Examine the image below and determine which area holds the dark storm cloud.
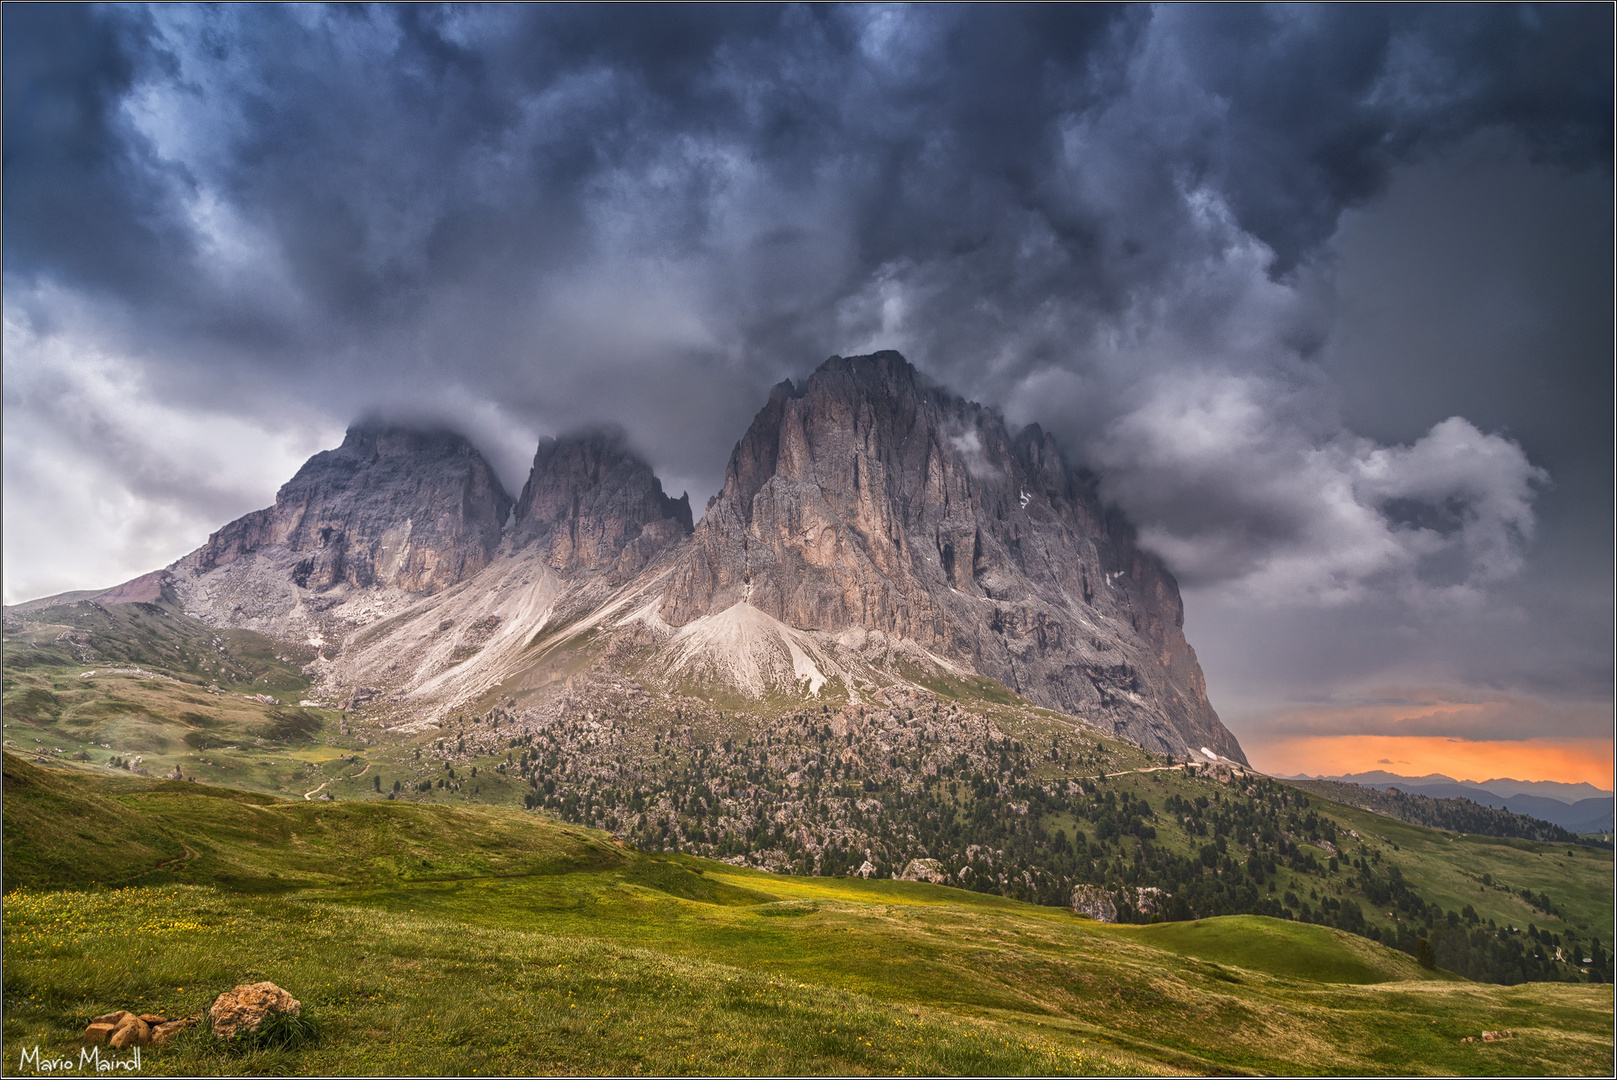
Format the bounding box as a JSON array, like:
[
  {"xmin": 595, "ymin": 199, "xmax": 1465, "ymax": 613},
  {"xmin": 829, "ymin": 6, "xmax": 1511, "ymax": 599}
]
[
  {"xmin": 4, "ymin": 3, "xmax": 1612, "ymax": 752},
  {"xmin": 1, "ymin": 4, "xmax": 191, "ymax": 298},
  {"xmin": 8, "ymin": 5, "xmax": 1606, "ymax": 402},
  {"xmin": 1141, "ymin": 4, "xmax": 1613, "ymax": 271}
]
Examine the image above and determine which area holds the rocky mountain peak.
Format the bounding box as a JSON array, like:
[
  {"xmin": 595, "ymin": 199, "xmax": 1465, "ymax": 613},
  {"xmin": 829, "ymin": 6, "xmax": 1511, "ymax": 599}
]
[
  {"xmin": 160, "ymin": 356, "xmax": 1242, "ymax": 763},
  {"xmin": 513, "ymin": 427, "xmax": 693, "ymax": 579},
  {"xmin": 660, "ymin": 351, "xmax": 1245, "ymax": 761},
  {"xmin": 189, "ymin": 420, "xmax": 512, "ymax": 594}
]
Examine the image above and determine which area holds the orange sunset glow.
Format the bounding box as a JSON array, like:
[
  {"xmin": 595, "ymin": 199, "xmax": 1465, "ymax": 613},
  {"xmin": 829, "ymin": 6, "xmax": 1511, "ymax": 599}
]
[{"xmin": 1249, "ymin": 734, "xmax": 1615, "ymax": 788}]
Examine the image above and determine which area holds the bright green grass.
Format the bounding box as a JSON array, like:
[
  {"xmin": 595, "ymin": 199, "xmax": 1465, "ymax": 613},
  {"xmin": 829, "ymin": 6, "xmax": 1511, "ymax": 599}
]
[
  {"xmin": 1, "ymin": 752, "xmax": 619, "ymax": 892},
  {"xmin": 3, "ymin": 755, "xmax": 1612, "ymax": 1076},
  {"xmin": 282, "ymin": 747, "xmax": 350, "ymax": 763},
  {"xmin": 1122, "ymin": 915, "xmax": 1464, "ymax": 985},
  {"xmin": 2, "ymin": 886, "xmax": 1136, "ymax": 1077}
]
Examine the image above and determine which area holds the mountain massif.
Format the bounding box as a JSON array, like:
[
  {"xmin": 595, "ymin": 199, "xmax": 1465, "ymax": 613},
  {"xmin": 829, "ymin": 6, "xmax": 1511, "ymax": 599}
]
[
  {"xmin": 150, "ymin": 351, "xmax": 1243, "ymax": 763},
  {"xmin": 7, "ymin": 358, "xmax": 1611, "ymax": 992}
]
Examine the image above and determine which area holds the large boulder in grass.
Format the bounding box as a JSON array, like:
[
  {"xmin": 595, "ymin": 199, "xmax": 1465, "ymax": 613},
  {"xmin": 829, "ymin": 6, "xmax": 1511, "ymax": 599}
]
[
  {"xmin": 83, "ymin": 1022, "xmax": 119, "ymax": 1045},
  {"xmin": 209, "ymin": 982, "xmax": 301, "ymax": 1040}
]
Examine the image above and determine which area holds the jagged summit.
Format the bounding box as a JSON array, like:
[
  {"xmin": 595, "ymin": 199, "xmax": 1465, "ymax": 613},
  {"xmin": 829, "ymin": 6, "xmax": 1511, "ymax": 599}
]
[
  {"xmin": 660, "ymin": 351, "xmax": 1243, "ymax": 761},
  {"xmin": 513, "ymin": 427, "xmax": 693, "ymax": 580},
  {"xmin": 187, "ymin": 421, "xmax": 513, "ymax": 595},
  {"xmin": 141, "ymin": 353, "xmax": 1242, "ymax": 763}
]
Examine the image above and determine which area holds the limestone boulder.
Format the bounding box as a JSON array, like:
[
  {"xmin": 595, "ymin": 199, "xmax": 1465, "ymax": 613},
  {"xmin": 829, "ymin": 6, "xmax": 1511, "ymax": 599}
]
[
  {"xmin": 151, "ymin": 1018, "xmax": 196, "ymax": 1046},
  {"xmin": 82, "ymin": 1017, "xmax": 122, "ymax": 1045},
  {"xmin": 209, "ymin": 981, "xmax": 301, "ymax": 1040},
  {"xmin": 1134, "ymin": 886, "xmax": 1171, "ymax": 916}
]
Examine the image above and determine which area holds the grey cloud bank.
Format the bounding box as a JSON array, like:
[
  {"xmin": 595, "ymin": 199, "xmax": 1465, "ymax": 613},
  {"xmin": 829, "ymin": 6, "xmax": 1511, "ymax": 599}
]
[{"xmin": 3, "ymin": 4, "xmax": 1610, "ymax": 763}]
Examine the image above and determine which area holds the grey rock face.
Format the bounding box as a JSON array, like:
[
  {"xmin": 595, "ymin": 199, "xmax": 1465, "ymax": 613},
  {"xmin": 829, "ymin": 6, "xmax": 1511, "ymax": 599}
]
[
  {"xmin": 1070, "ymin": 884, "xmax": 1119, "ymax": 923},
  {"xmin": 660, "ymin": 351, "xmax": 1246, "ymax": 762},
  {"xmin": 191, "ymin": 422, "xmax": 512, "ymax": 595},
  {"xmin": 513, "ymin": 428, "xmax": 693, "ymax": 580}
]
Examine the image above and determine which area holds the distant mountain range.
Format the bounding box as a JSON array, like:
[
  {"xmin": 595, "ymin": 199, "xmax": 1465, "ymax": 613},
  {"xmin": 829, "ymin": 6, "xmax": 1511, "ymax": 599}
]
[{"xmin": 1292, "ymin": 771, "xmax": 1614, "ymax": 834}]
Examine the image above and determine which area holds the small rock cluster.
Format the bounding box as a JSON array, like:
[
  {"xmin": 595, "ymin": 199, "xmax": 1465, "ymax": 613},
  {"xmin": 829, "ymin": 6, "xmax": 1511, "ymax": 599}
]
[
  {"xmin": 82, "ymin": 982, "xmax": 301, "ymax": 1050},
  {"xmin": 83, "ymin": 1012, "xmax": 194, "ymax": 1048},
  {"xmin": 1460, "ymin": 1030, "xmax": 1516, "ymax": 1043}
]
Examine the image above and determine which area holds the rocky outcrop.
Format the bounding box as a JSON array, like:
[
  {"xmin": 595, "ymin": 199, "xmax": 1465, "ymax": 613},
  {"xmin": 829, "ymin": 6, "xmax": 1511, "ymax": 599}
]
[
  {"xmin": 513, "ymin": 428, "xmax": 692, "ymax": 580},
  {"xmin": 1070, "ymin": 884, "xmax": 1172, "ymax": 922},
  {"xmin": 189, "ymin": 422, "xmax": 512, "ymax": 595},
  {"xmin": 1134, "ymin": 885, "xmax": 1171, "ymax": 917},
  {"xmin": 1070, "ymin": 884, "xmax": 1119, "ymax": 922},
  {"xmin": 83, "ymin": 1011, "xmax": 194, "ymax": 1048},
  {"xmin": 659, "ymin": 352, "xmax": 1245, "ymax": 762},
  {"xmin": 898, "ymin": 857, "xmax": 951, "ymax": 885}
]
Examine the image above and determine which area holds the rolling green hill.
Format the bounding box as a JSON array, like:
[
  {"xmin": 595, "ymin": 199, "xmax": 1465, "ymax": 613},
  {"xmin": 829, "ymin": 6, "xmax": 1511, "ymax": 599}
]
[
  {"xmin": 5, "ymin": 593, "xmax": 1612, "ymax": 991},
  {"xmin": 3, "ymin": 754, "xmax": 1612, "ymax": 1076},
  {"xmin": 5, "ymin": 588, "xmax": 1612, "ymax": 1049},
  {"xmin": 2, "ymin": 596, "xmax": 344, "ymax": 799}
]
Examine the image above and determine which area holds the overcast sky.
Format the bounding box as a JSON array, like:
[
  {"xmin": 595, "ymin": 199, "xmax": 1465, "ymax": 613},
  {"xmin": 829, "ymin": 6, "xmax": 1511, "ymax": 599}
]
[{"xmin": 4, "ymin": 4, "xmax": 1611, "ymax": 784}]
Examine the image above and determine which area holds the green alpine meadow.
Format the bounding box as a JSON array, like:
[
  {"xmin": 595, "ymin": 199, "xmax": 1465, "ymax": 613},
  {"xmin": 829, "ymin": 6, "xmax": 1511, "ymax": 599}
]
[
  {"xmin": 3, "ymin": 751, "xmax": 1613, "ymax": 1077},
  {"xmin": 4, "ymin": 596, "xmax": 1612, "ymax": 1076}
]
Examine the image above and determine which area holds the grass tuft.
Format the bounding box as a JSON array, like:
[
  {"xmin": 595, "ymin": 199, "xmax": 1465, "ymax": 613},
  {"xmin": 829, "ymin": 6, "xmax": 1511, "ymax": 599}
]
[{"xmin": 208, "ymin": 1007, "xmax": 324, "ymax": 1053}]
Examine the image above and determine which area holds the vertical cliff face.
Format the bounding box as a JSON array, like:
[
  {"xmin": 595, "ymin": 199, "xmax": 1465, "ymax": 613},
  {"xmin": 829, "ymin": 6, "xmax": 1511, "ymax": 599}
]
[
  {"xmin": 512, "ymin": 429, "xmax": 693, "ymax": 580},
  {"xmin": 660, "ymin": 351, "xmax": 1245, "ymax": 762},
  {"xmin": 193, "ymin": 422, "xmax": 513, "ymax": 595}
]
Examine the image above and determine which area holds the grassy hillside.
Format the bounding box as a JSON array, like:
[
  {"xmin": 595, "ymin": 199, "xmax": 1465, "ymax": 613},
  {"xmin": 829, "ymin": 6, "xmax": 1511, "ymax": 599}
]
[
  {"xmin": 2, "ymin": 595, "xmax": 312, "ymax": 692},
  {"xmin": 5, "ymin": 596, "xmax": 1611, "ymax": 991},
  {"xmin": 0, "ymin": 752, "xmax": 613, "ymax": 893},
  {"xmin": 3, "ymin": 754, "xmax": 1611, "ymax": 1076},
  {"xmin": 2, "ymin": 598, "xmax": 366, "ymax": 799}
]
